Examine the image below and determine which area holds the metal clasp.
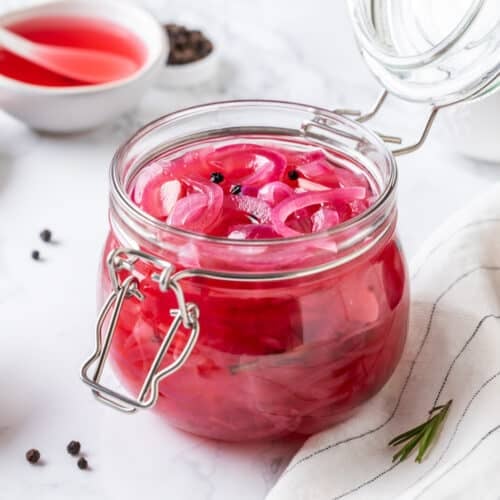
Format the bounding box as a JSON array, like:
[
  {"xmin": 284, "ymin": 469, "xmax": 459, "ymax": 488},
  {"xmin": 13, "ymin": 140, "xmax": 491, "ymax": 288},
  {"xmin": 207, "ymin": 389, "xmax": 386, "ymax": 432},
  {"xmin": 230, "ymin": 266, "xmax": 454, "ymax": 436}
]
[
  {"xmin": 302, "ymin": 90, "xmax": 437, "ymax": 157},
  {"xmin": 304, "ymin": 68, "xmax": 499, "ymax": 159},
  {"xmin": 80, "ymin": 248, "xmax": 200, "ymax": 413}
]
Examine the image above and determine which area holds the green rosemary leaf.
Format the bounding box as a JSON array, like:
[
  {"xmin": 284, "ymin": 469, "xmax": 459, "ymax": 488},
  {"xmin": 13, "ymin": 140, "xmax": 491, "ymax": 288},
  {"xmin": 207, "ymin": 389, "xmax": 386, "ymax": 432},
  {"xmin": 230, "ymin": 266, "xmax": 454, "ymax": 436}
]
[
  {"xmin": 389, "ymin": 433, "xmax": 421, "ymax": 448},
  {"xmin": 415, "ymin": 419, "xmax": 436, "ymax": 463},
  {"xmin": 416, "ymin": 400, "xmax": 452, "ymax": 462},
  {"xmin": 388, "ymin": 421, "xmax": 429, "ymax": 446},
  {"xmin": 389, "ymin": 400, "xmax": 453, "ymax": 464},
  {"xmin": 440, "ymin": 400, "xmax": 453, "ymax": 419},
  {"xmin": 392, "ymin": 432, "xmax": 423, "ymax": 463},
  {"xmin": 430, "ymin": 404, "xmax": 445, "ymax": 413}
]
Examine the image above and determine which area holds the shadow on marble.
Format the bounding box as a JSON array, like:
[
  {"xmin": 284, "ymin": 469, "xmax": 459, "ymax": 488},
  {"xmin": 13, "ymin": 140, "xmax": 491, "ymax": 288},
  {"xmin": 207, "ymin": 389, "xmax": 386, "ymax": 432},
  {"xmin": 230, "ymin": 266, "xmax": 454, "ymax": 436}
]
[
  {"xmin": 32, "ymin": 108, "xmax": 148, "ymax": 147},
  {"xmin": 98, "ymin": 408, "xmax": 306, "ymax": 500},
  {"xmin": 463, "ymin": 156, "xmax": 500, "ymax": 180},
  {"xmin": 216, "ymin": 434, "xmax": 305, "ymax": 487},
  {"xmin": 33, "ymin": 122, "xmax": 116, "ymax": 141},
  {"xmin": 0, "ymin": 151, "xmax": 13, "ymax": 195}
]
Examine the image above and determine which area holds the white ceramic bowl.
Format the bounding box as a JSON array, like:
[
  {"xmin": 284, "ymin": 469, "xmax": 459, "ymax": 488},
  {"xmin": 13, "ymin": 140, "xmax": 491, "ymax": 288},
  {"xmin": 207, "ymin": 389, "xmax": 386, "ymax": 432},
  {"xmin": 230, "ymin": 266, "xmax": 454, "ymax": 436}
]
[
  {"xmin": 157, "ymin": 44, "xmax": 219, "ymax": 88},
  {"xmin": 0, "ymin": 0, "xmax": 167, "ymax": 133}
]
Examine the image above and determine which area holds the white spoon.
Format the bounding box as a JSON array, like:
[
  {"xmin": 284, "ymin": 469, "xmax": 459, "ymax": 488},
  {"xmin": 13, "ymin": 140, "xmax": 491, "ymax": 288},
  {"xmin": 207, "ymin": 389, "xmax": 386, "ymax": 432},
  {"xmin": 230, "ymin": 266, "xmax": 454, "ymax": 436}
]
[{"xmin": 0, "ymin": 26, "xmax": 139, "ymax": 84}]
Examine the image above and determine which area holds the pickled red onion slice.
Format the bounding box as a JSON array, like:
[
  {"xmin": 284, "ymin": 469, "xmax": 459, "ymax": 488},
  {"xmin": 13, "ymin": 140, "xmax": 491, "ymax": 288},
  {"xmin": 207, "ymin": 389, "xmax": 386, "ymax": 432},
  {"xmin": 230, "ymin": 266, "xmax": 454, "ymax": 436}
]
[
  {"xmin": 296, "ymin": 178, "xmax": 330, "ymax": 192},
  {"xmin": 134, "ymin": 163, "xmax": 164, "ymax": 205},
  {"xmin": 210, "ymin": 208, "xmax": 255, "ymax": 237},
  {"xmin": 167, "ymin": 193, "xmax": 208, "ymax": 231},
  {"xmin": 335, "ymin": 166, "xmax": 369, "ymax": 189},
  {"xmin": 297, "ymin": 158, "xmax": 337, "ymax": 182},
  {"xmin": 168, "ymin": 181, "xmax": 223, "ymax": 232},
  {"xmin": 223, "ymin": 195, "xmax": 272, "ymax": 224},
  {"xmin": 134, "ymin": 163, "xmax": 172, "ymax": 218},
  {"xmin": 241, "ymin": 154, "xmax": 286, "ymax": 186},
  {"xmin": 312, "ymin": 208, "xmax": 340, "ymax": 232},
  {"xmin": 277, "ymin": 147, "xmax": 325, "ymax": 168},
  {"xmin": 258, "ymin": 181, "xmax": 294, "ymax": 206},
  {"xmin": 228, "ymin": 224, "xmax": 280, "ymax": 240},
  {"xmin": 160, "ymin": 180, "xmax": 183, "ymax": 215},
  {"xmin": 207, "ymin": 144, "xmax": 287, "ymax": 184},
  {"xmin": 180, "ymin": 146, "xmax": 214, "ymax": 176},
  {"xmin": 298, "ymin": 157, "xmax": 368, "ymax": 189},
  {"xmin": 271, "ymin": 187, "xmax": 366, "ymax": 237},
  {"xmin": 151, "ymin": 147, "xmax": 216, "ymax": 182},
  {"xmin": 286, "ymin": 208, "xmax": 315, "ymax": 234}
]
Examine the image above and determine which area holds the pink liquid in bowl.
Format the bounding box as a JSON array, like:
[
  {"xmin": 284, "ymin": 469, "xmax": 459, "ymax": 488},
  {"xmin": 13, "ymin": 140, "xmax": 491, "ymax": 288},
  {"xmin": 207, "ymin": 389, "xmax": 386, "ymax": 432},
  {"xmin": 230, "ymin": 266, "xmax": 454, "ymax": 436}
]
[
  {"xmin": 101, "ymin": 141, "xmax": 409, "ymax": 441},
  {"xmin": 0, "ymin": 16, "xmax": 146, "ymax": 86}
]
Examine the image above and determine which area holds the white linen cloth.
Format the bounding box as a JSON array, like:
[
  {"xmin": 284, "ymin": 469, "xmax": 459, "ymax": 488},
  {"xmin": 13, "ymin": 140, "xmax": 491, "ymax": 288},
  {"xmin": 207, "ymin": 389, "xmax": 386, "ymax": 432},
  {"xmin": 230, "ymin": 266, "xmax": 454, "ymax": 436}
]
[{"xmin": 267, "ymin": 184, "xmax": 500, "ymax": 500}]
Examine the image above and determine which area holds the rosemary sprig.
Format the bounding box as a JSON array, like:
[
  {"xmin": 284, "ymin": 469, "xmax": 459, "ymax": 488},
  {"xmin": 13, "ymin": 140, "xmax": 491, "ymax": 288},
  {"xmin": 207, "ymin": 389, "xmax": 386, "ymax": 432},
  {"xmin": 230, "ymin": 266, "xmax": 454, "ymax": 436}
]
[{"xmin": 389, "ymin": 399, "xmax": 452, "ymax": 464}]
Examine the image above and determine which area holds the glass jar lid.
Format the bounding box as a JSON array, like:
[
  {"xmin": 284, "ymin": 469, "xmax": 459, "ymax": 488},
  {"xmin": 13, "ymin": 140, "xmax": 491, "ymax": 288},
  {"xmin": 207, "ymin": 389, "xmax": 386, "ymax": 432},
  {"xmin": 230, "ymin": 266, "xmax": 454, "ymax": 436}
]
[{"xmin": 348, "ymin": 0, "xmax": 500, "ymax": 106}]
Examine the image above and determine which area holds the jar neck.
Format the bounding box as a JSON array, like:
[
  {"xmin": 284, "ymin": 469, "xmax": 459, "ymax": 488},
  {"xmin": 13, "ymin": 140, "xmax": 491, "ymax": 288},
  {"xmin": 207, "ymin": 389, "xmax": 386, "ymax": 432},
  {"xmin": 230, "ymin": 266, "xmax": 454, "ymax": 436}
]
[{"xmin": 108, "ymin": 100, "xmax": 398, "ymax": 278}]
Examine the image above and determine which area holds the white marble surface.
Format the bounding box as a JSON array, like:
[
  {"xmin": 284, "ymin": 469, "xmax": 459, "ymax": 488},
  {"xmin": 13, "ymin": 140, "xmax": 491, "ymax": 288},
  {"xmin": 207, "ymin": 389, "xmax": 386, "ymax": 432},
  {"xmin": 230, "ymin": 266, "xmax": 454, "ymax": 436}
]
[{"xmin": 0, "ymin": 1, "xmax": 498, "ymax": 499}]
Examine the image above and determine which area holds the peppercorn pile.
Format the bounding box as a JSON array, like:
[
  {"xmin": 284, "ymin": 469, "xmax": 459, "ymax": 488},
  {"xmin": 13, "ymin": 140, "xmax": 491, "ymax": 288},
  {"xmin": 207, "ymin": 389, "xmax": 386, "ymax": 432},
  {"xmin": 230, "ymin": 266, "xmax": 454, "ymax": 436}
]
[{"xmin": 164, "ymin": 24, "xmax": 213, "ymax": 65}]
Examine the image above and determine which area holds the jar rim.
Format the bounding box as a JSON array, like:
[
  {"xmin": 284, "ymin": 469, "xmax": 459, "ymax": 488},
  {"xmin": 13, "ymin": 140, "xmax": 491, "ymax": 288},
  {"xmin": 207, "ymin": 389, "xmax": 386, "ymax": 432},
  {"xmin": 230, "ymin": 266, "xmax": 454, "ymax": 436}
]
[
  {"xmin": 351, "ymin": 0, "xmax": 484, "ymax": 69},
  {"xmin": 110, "ymin": 99, "xmax": 397, "ymax": 248},
  {"xmin": 348, "ymin": 0, "xmax": 500, "ymax": 105}
]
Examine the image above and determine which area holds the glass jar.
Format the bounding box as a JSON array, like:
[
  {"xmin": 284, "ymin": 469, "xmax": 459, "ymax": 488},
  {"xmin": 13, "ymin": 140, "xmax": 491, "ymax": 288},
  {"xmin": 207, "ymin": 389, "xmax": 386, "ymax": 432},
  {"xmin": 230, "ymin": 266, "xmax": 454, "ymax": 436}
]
[
  {"xmin": 348, "ymin": 0, "xmax": 500, "ymax": 161},
  {"xmin": 348, "ymin": 0, "xmax": 499, "ymax": 105},
  {"xmin": 83, "ymin": 101, "xmax": 409, "ymax": 441}
]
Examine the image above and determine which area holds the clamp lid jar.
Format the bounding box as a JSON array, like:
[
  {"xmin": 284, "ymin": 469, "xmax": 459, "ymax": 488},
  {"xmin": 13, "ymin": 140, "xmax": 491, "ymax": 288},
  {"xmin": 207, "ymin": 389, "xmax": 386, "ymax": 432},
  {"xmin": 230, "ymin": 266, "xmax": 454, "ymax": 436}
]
[{"xmin": 81, "ymin": 100, "xmax": 409, "ymax": 441}]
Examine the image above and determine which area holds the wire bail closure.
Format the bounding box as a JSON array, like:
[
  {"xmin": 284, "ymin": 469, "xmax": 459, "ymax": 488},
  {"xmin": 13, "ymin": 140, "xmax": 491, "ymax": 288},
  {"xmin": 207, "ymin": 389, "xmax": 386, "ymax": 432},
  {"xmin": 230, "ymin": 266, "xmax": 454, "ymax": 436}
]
[
  {"xmin": 308, "ymin": 69, "xmax": 499, "ymax": 158},
  {"xmin": 80, "ymin": 247, "xmax": 200, "ymax": 413},
  {"xmin": 332, "ymin": 90, "xmax": 439, "ymax": 157}
]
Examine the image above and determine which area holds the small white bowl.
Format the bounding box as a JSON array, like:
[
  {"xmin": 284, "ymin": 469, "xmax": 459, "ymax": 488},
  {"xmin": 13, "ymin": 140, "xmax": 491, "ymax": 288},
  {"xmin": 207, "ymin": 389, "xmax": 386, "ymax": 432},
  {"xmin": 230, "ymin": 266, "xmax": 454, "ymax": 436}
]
[
  {"xmin": 0, "ymin": 0, "xmax": 167, "ymax": 133},
  {"xmin": 157, "ymin": 43, "xmax": 219, "ymax": 89}
]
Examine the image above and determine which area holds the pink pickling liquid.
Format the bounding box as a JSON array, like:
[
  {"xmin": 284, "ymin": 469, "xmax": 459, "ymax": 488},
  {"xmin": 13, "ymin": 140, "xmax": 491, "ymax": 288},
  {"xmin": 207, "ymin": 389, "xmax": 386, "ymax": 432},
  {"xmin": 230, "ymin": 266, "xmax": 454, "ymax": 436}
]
[
  {"xmin": 0, "ymin": 16, "xmax": 146, "ymax": 86},
  {"xmin": 100, "ymin": 141, "xmax": 409, "ymax": 441}
]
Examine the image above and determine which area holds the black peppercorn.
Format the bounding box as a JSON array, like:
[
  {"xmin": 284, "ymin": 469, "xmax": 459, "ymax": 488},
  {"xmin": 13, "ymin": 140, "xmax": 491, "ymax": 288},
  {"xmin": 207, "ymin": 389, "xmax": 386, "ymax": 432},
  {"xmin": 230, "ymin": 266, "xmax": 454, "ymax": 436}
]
[
  {"xmin": 31, "ymin": 250, "xmax": 40, "ymax": 261},
  {"xmin": 26, "ymin": 449, "xmax": 41, "ymax": 464},
  {"xmin": 210, "ymin": 172, "xmax": 224, "ymax": 184},
  {"xmin": 230, "ymin": 184, "xmax": 242, "ymax": 195},
  {"xmin": 40, "ymin": 229, "xmax": 52, "ymax": 243},
  {"xmin": 77, "ymin": 457, "xmax": 88, "ymax": 470},
  {"xmin": 287, "ymin": 170, "xmax": 299, "ymax": 180},
  {"xmin": 67, "ymin": 440, "xmax": 81, "ymax": 456}
]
